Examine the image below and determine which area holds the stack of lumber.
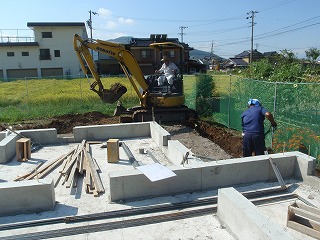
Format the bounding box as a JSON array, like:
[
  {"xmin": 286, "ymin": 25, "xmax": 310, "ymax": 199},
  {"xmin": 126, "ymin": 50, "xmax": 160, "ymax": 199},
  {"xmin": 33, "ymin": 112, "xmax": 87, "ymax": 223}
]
[{"xmin": 14, "ymin": 140, "xmax": 105, "ymax": 197}]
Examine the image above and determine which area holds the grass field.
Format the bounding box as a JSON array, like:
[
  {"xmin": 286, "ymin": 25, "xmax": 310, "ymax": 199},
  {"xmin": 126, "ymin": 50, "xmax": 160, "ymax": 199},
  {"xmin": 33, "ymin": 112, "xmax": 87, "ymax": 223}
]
[{"xmin": 0, "ymin": 75, "xmax": 201, "ymax": 123}]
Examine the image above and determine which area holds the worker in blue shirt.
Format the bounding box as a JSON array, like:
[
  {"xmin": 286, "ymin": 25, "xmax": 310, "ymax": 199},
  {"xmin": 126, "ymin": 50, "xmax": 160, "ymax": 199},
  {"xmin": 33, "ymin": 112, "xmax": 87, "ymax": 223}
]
[{"xmin": 241, "ymin": 99, "xmax": 277, "ymax": 157}]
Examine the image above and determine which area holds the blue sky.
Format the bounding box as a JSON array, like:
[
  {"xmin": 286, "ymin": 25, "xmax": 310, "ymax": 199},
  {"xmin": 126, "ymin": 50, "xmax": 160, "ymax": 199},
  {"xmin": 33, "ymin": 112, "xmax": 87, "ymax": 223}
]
[{"xmin": 1, "ymin": 0, "xmax": 320, "ymax": 58}]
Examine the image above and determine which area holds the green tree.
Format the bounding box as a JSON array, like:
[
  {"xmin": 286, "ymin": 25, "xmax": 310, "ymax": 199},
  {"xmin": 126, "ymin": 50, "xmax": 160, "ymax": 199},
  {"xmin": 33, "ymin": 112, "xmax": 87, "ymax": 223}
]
[{"xmin": 305, "ymin": 47, "xmax": 320, "ymax": 70}]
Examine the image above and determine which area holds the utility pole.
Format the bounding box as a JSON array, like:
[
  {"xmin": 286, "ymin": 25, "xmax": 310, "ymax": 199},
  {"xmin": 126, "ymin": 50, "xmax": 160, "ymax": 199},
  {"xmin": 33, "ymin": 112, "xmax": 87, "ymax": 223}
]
[
  {"xmin": 87, "ymin": 10, "xmax": 98, "ymax": 57},
  {"xmin": 247, "ymin": 10, "xmax": 258, "ymax": 64},
  {"xmin": 87, "ymin": 10, "xmax": 98, "ymax": 43},
  {"xmin": 210, "ymin": 41, "xmax": 214, "ymax": 69},
  {"xmin": 178, "ymin": 26, "xmax": 188, "ymax": 43}
]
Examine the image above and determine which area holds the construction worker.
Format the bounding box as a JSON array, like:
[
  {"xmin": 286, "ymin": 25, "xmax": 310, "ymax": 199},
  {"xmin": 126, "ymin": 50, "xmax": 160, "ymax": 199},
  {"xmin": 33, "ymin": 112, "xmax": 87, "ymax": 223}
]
[
  {"xmin": 155, "ymin": 56, "xmax": 179, "ymax": 87},
  {"xmin": 241, "ymin": 99, "xmax": 277, "ymax": 157}
]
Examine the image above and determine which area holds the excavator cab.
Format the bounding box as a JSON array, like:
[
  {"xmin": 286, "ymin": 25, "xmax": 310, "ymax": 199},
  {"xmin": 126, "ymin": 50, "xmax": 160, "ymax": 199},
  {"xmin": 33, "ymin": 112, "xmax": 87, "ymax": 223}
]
[{"xmin": 148, "ymin": 42, "xmax": 185, "ymax": 95}]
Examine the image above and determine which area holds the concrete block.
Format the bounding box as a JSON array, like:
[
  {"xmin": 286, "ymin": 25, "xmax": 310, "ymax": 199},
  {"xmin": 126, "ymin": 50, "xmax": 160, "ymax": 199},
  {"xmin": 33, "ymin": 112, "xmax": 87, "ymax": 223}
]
[
  {"xmin": 109, "ymin": 166, "xmax": 201, "ymax": 201},
  {"xmin": 0, "ymin": 178, "xmax": 55, "ymax": 216},
  {"xmin": 292, "ymin": 151, "xmax": 316, "ymax": 180},
  {"xmin": 217, "ymin": 187, "xmax": 294, "ymax": 240},
  {"xmin": 150, "ymin": 122, "xmax": 171, "ymax": 147},
  {"xmin": 73, "ymin": 122, "xmax": 150, "ymax": 142},
  {"xmin": 0, "ymin": 134, "xmax": 19, "ymax": 164},
  {"xmin": 167, "ymin": 140, "xmax": 189, "ymax": 165},
  {"xmin": 18, "ymin": 128, "xmax": 58, "ymax": 145}
]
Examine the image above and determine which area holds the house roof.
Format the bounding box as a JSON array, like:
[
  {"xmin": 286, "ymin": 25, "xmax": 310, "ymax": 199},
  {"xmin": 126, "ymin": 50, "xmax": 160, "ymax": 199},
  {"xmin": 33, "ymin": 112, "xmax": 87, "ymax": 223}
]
[
  {"xmin": 263, "ymin": 51, "xmax": 278, "ymax": 57},
  {"xmin": 235, "ymin": 49, "xmax": 262, "ymax": 58},
  {"xmin": 27, "ymin": 22, "xmax": 85, "ymax": 28},
  {"xmin": 130, "ymin": 36, "xmax": 193, "ymax": 51},
  {"xmin": 0, "ymin": 42, "xmax": 39, "ymax": 47},
  {"xmin": 224, "ymin": 58, "xmax": 248, "ymax": 67}
]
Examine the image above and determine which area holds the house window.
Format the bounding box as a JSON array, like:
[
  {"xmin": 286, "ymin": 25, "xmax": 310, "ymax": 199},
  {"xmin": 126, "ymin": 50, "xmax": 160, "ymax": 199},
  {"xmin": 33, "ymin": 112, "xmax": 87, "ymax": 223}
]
[
  {"xmin": 22, "ymin": 51, "xmax": 29, "ymax": 56},
  {"xmin": 7, "ymin": 52, "xmax": 14, "ymax": 57},
  {"xmin": 54, "ymin": 50, "xmax": 60, "ymax": 57},
  {"xmin": 42, "ymin": 32, "xmax": 53, "ymax": 38},
  {"xmin": 141, "ymin": 50, "xmax": 151, "ymax": 59},
  {"xmin": 39, "ymin": 49, "xmax": 51, "ymax": 60},
  {"xmin": 164, "ymin": 50, "xmax": 175, "ymax": 58}
]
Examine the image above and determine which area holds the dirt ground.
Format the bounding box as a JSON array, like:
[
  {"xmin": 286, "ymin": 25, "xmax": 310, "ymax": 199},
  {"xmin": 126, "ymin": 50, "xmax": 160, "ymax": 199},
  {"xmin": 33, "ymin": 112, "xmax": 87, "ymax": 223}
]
[{"xmin": 0, "ymin": 111, "xmax": 243, "ymax": 158}]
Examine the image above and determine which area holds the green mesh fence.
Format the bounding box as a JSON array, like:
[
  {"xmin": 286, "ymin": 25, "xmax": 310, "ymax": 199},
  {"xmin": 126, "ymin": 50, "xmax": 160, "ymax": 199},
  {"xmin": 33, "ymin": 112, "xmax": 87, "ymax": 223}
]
[{"xmin": 186, "ymin": 76, "xmax": 320, "ymax": 161}]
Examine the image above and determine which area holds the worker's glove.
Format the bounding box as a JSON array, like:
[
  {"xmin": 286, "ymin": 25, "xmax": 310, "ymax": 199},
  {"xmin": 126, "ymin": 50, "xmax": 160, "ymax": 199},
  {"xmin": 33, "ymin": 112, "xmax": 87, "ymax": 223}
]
[{"xmin": 271, "ymin": 123, "xmax": 277, "ymax": 131}]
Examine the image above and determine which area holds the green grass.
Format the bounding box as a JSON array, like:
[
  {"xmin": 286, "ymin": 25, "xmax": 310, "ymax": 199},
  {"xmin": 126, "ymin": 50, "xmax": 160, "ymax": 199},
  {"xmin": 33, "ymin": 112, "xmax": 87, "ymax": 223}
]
[
  {"xmin": 210, "ymin": 74, "xmax": 240, "ymax": 95},
  {"xmin": 0, "ymin": 76, "xmax": 198, "ymax": 123}
]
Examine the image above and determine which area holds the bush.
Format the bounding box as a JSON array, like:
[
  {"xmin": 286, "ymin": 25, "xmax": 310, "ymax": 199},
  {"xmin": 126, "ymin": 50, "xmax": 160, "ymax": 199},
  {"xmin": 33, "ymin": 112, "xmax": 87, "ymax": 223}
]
[{"xmin": 195, "ymin": 74, "xmax": 214, "ymax": 117}]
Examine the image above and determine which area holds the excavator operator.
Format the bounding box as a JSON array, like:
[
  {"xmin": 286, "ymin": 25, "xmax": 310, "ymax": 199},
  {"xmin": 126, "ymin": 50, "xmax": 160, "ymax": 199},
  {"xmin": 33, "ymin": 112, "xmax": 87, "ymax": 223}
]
[{"xmin": 155, "ymin": 56, "xmax": 179, "ymax": 90}]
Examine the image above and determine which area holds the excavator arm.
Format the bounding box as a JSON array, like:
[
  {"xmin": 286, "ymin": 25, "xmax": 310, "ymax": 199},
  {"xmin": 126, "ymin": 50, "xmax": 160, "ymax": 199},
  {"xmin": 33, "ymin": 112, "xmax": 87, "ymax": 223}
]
[{"xmin": 73, "ymin": 34, "xmax": 149, "ymax": 105}]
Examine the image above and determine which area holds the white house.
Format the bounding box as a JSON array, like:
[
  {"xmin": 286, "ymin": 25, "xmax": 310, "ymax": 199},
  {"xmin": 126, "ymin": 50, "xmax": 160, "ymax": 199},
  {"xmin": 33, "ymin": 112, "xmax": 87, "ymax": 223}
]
[{"xmin": 0, "ymin": 22, "xmax": 87, "ymax": 80}]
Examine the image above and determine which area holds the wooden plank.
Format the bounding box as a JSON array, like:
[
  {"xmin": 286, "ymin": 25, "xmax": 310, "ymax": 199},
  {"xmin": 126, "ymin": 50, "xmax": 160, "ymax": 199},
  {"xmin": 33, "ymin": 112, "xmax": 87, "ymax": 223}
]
[
  {"xmin": 78, "ymin": 150, "xmax": 84, "ymax": 174},
  {"xmin": 37, "ymin": 156, "xmax": 66, "ymax": 179},
  {"xmin": 65, "ymin": 161, "xmax": 78, "ymax": 188},
  {"xmin": 25, "ymin": 149, "xmax": 74, "ymax": 180},
  {"xmin": 288, "ymin": 220, "xmax": 320, "ymax": 239},
  {"xmin": 14, "ymin": 161, "xmax": 44, "ymax": 181},
  {"xmin": 84, "ymin": 149, "xmax": 104, "ymax": 193},
  {"xmin": 86, "ymin": 141, "xmax": 103, "ymax": 145},
  {"xmin": 289, "ymin": 205, "xmax": 320, "ymax": 223},
  {"xmin": 59, "ymin": 154, "xmax": 72, "ymax": 173},
  {"xmin": 62, "ymin": 148, "xmax": 80, "ymax": 175},
  {"xmin": 296, "ymin": 202, "xmax": 320, "ymax": 216}
]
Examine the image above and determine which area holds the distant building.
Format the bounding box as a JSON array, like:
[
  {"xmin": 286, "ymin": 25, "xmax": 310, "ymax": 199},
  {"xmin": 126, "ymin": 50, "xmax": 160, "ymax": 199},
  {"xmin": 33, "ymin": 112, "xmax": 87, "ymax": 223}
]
[
  {"xmin": 223, "ymin": 58, "xmax": 248, "ymax": 70},
  {"xmin": 222, "ymin": 50, "xmax": 278, "ymax": 70},
  {"xmin": 234, "ymin": 49, "xmax": 264, "ymax": 63},
  {"xmin": 0, "ymin": 22, "xmax": 87, "ymax": 80}
]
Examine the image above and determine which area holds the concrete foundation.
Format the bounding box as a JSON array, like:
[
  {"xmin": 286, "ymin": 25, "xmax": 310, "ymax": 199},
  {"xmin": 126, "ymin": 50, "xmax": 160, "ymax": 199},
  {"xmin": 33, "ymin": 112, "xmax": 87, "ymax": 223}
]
[
  {"xmin": 0, "ymin": 122, "xmax": 317, "ymax": 205},
  {"xmin": 217, "ymin": 187, "xmax": 294, "ymax": 240},
  {"xmin": 0, "ymin": 178, "xmax": 55, "ymax": 216},
  {"xmin": 73, "ymin": 122, "xmax": 151, "ymax": 142},
  {"xmin": 109, "ymin": 152, "xmax": 315, "ymax": 201},
  {"xmin": 0, "ymin": 128, "xmax": 57, "ymax": 164}
]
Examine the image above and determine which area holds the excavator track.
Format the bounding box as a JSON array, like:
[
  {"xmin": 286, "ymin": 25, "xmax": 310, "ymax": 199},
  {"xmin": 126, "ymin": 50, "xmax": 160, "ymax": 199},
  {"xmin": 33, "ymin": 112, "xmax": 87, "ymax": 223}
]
[{"xmin": 132, "ymin": 106, "xmax": 197, "ymax": 123}]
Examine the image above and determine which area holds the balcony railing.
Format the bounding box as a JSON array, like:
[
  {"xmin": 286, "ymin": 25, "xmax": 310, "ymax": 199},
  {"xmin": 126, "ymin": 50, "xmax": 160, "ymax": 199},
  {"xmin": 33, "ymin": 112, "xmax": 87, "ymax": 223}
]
[
  {"xmin": 39, "ymin": 55, "xmax": 51, "ymax": 60},
  {"xmin": 0, "ymin": 29, "xmax": 34, "ymax": 43}
]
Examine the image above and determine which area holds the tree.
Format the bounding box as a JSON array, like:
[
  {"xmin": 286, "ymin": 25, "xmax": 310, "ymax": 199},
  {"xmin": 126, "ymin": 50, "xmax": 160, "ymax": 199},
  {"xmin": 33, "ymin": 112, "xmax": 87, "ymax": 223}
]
[
  {"xmin": 278, "ymin": 49, "xmax": 298, "ymax": 64},
  {"xmin": 305, "ymin": 47, "xmax": 320, "ymax": 69}
]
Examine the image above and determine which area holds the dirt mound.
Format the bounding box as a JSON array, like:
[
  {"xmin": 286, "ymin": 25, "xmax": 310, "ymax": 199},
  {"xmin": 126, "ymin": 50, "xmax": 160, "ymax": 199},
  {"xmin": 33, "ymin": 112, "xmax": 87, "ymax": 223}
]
[{"xmin": 0, "ymin": 111, "xmax": 242, "ymax": 158}]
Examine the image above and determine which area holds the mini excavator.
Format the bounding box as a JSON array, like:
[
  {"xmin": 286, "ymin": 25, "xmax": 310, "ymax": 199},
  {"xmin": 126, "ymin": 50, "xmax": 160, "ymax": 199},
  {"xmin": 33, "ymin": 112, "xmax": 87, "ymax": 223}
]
[{"xmin": 73, "ymin": 34, "xmax": 197, "ymax": 122}]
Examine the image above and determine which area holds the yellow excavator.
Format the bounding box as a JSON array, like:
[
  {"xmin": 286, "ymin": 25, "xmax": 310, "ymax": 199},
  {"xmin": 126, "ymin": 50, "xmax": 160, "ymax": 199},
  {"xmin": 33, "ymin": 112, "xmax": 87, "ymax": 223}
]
[{"xmin": 73, "ymin": 34, "xmax": 197, "ymax": 122}]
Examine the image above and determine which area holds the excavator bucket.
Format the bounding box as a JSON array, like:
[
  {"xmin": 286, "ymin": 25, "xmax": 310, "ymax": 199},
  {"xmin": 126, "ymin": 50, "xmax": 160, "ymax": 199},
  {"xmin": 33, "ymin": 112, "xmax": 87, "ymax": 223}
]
[{"xmin": 98, "ymin": 83, "xmax": 127, "ymax": 103}]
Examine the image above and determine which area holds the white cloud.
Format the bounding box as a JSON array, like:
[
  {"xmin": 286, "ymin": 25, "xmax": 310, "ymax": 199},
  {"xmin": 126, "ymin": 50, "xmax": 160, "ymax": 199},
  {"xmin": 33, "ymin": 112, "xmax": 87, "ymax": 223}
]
[
  {"xmin": 98, "ymin": 8, "xmax": 112, "ymax": 18},
  {"xmin": 95, "ymin": 32, "xmax": 128, "ymax": 40},
  {"xmin": 105, "ymin": 21, "xmax": 118, "ymax": 29},
  {"xmin": 118, "ymin": 17, "xmax": 134, "ymax": 25}
]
